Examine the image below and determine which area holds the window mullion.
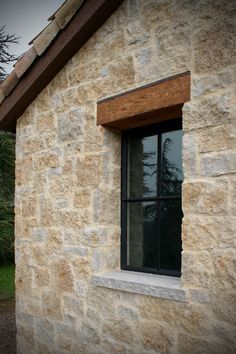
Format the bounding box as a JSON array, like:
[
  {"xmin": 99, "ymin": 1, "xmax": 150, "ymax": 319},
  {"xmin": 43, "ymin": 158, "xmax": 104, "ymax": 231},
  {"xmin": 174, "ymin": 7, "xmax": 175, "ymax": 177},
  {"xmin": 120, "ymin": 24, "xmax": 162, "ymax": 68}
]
[
  {"xmin": 121, "ymin": 134, "xmax": 128, "ymax": 268},
  {"xmin": 156, "ymin": 132, "xmax": 162, "ymax": 272}
]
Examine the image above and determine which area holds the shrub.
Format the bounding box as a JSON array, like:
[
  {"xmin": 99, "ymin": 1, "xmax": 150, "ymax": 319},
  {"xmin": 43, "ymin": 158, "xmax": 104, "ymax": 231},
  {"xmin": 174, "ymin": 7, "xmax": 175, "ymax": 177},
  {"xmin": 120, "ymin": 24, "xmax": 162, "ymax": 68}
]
[{"xmin": 0, "ymin": 131, "xmax": 15, "ymax": 265}]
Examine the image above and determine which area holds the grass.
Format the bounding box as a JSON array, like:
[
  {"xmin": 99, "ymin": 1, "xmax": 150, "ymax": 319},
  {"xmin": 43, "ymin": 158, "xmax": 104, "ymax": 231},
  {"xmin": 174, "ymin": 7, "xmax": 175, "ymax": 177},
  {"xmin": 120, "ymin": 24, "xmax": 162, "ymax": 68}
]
[{"xmin": 0, "ymin": 264, "xmax": 15, "ymax": 300}]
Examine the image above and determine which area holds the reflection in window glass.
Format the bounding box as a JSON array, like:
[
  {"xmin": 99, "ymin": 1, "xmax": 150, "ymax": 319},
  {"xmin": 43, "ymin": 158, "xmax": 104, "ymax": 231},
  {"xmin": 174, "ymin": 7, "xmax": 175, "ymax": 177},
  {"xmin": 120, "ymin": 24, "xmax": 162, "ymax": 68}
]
[
  {"xmin": 128, "ymin": 135, "xmax": 157, "ymax": 198},
  {"xmin": 160, "ymin": 199, "xmax": 182, "ymax": 272},
  {"xmin": 127, "ymin": 202, "xmax": 157, "ymax": 268},
  {"xmin": 161, "ymin": 130, "xmax": 183, "ymax": 196}
]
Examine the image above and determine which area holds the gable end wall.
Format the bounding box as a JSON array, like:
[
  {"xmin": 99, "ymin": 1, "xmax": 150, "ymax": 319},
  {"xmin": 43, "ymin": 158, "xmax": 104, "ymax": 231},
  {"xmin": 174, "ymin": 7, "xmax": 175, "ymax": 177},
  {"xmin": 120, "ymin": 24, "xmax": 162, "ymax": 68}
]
[{"xmin": 15, "ymin": 1, "xmax": 236, "ymax": 353}]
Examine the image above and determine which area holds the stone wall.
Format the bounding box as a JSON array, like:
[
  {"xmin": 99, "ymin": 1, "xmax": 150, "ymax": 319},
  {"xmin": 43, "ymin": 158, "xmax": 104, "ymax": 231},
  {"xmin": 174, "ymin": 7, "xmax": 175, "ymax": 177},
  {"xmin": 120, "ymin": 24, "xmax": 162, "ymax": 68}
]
[{"xmin": 15, "ymin": 0, "xmax": 236, "ymax": 353}]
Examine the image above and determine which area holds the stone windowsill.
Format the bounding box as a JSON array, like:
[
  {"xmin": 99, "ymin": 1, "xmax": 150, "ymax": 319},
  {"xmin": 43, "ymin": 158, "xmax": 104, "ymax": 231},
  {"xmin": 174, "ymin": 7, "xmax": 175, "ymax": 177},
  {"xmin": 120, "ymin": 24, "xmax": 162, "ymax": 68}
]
[{"xmin": 92, "ymin": 270, "xmax": 187, "ymax": 302}]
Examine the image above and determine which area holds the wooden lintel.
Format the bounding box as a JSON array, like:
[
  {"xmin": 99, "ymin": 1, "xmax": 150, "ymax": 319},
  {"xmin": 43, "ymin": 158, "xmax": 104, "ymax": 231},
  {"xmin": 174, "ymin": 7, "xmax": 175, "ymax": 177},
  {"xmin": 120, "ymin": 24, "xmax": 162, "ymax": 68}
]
[{"xmin": 97, "ymin": 71, "xmax": 190, "ymax": 130}]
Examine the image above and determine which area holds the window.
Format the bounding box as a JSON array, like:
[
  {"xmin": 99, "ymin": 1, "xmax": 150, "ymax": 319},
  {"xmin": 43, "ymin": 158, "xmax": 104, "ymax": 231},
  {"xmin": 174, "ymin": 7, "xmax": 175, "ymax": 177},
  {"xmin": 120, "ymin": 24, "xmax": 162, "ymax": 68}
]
[{"xmin": 121, "ymin": 118, "xmax": 183, "ymax": 277}]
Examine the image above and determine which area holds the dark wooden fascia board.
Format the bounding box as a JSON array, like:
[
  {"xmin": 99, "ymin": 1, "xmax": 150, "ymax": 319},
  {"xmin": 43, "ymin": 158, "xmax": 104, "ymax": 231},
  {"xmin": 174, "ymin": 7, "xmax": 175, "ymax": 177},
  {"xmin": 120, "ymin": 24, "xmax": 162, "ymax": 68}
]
[
  {"xmin": 97, "ymin": 71, "xmax": 190, "ymax": 130},
  {"xmin": 0, "ymin": 0, "xmax": 124, "ymax": 132}
]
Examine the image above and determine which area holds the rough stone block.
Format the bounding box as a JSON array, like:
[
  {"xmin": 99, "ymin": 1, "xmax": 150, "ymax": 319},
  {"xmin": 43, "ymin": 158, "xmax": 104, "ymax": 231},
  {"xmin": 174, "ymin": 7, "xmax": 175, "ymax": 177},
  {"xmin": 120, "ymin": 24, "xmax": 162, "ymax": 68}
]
[
  {"xmin": 139, "ymin": 320, "xmax": 174, "ymax": 352},
  {"xmin": 17, "ymin": 324, "xmax": 35, "ymax": 354},
  {"xmin": 192, "ymin": 68, "xmax": 236, "ymax": 98},
  {"xmin": 93, "ymin": 188, "xmax": 120, "ymax": 224},
  {"xmin": 102, "ymin": 319, "xmax": 134, "ymax": 345},
  {"xmin": 198, "ymin": 125, "xmax": 236, "ymax": 153},
  {"xmin": 56, "ymin": 209, "xmax": 89, "ymax": 228},
  {"xmin": 188, "ymin": 289, "xmax": 210, "ymax": 304},
  {"xmin": 35, "ymin": 319, "xmax": 55, "ymax": 347},
  {"xmin": 182, "ymin": 251, "xmax": 213, "ymax": 288},
  {"xmin": 76, "ymin": 155, "xmax": 102, "ymax": 187},
  {"xmin": 35, "ymin": 342, "xmax": 51, "ymax": 354},
  {"xmin": 211, "ymin": 291, "xmax": 236, "ymax": 324},
  {"xmin": 53, "ymin": 258, "xmax": 75, "ymax": 292},
  {"xmin": 36, "ymin": 88, "xmax": 51, "ymax": 113},
  {"xmin": 36, "ymin": 153, "xmax": 60, "ymax": 170},
  {"xmin": 57, "ymin": 109, "xmax": 84, "ymax": 141},
  {"xmin": 109, "ymin": 56, "xmax": 135, "ymax": 89},
  {"xmin": 47, "ymin": 175, "xmax": 73, "ymax": 196},
  {"xmin": 177, "ymin": 333, "xmax": 233, "ymax": 354},
  {"xmin": 229, "ymin": 177, "xmax": 236, "ymax": 215},
  {"xmin": 182, "ymin": 216, "xmax": 218, "ymax": 250},
  {"xmin": 73, "ymin": 190, "xmax": 90, "ymax": 209},
  {"xmin": 67, "ymin": 60, "xmax": 99, "ymax": 86},
  {"xmin": 63, "ymin": 295, "xmax": 84, "ymax": 317},
  {"xmin": 213, "ymin": 250, "xmax": 236, "ymax": 292},
  {"xmin": 81, "ymin": 226, "xmax": 107, "ymax": 246},
  {"xmin": 64, "ymin": 246, "xmax": 88, "ymax": 257},
  {"xmin": 183, "ymin": 93, "xmax": 231, "ymax": 131},
  {"xmin": 42, "ymin": 290, "xmax": 62, "ymax": 320},
  {"xmin": 34, "ymin": 267, "xmax": 50, "ymax": 288},
  {"xmin": 183, "ymin": 132, "xmax": 197, "ymax": 177},
  {"xmin": 31, "ymin": 227, "xmax": 46, "ymax": 243},
  {"xmin": 24, "ymin": 137, "xmax": 44, "ymax": 154},
  {"xmin": 36, "ymin": 112, "xmax": 55, "ymax": 131},
  {"xmin": 21, "ymin": 195, "xmax": 37, "ymax": 218},
  {"xmin": 200, "ymin": 151, "xmax": 236, "ymax": 176},
  {"xmin": 193, "ymin": 21, "xmax": 236, "ymax": 74},
  {"xmin": 183, "ymin": 180, "xmax": 228, "ymax": 215}
]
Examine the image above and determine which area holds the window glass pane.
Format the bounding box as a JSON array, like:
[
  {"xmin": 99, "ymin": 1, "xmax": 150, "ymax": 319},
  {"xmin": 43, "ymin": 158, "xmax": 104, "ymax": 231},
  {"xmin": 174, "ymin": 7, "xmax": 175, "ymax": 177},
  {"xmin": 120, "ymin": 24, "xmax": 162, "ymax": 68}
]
[
  {"xmin": 127, "ymin": 135, "xmax": 157, "ymax": 198},
  {"xmin": 160, "ymin": 199, "xmax": 182, "ymax": 272},
  {"xmin": 127, "ymin": 201, "xmax": 157, "ymax": 269},
  {"xmin": 161, "ymin": 130, "xmax": 183, "ymax": 196}
]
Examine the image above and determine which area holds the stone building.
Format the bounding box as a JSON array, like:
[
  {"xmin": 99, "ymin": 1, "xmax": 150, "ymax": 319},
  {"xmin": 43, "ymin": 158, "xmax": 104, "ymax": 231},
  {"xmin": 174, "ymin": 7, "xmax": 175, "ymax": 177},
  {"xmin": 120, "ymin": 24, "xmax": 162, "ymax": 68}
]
[{"xmin": 0, "ymin": 0, "xmax": 236, "ymax": 353}]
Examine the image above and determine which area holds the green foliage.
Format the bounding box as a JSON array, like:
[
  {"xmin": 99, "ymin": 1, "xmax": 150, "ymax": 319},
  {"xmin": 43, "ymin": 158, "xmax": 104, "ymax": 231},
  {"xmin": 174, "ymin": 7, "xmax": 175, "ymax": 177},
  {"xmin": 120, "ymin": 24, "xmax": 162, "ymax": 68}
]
[
  {"xmin": 0, "ymin": 131, "xmax": 15, "ymax": 265},
  {"xmin": 0, "ymin": 264, "xmax": 15, "ymax": 300}
]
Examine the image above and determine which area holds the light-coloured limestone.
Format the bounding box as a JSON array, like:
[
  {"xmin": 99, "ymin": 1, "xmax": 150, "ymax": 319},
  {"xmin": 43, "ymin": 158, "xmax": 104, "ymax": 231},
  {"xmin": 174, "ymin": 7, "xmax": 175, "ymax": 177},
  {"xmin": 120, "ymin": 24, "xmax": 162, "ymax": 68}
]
[
  {"xmin": 181, "ymin": 250, "xmax": 213, "ymax": 288},
  {"xmin": 36, "ymin": 112, "xmax": 56, "ymax": 131},
  {"xmin": 182, "ymin": 132, "xmax": 198, "ymax": 177},
  {"xmin": 183, "ymin": 180, "xmax": 228, "ymax": 215},
  {"xmin": 15, "ymin": 0, "xmax": 236, "ymax": 353},
  {"xmin": 92, "ymin": 271, "xmax": 187, "ymax": 302},
  {"xmin": 193, "ymin": 21, "xmax": 236, "ymax": 74},
  {"xmin": 200, "ymin": 151, "xmax": 236, "ymax": 176},
  {"xmin": 188, "ymin": 289, "xmax": 210, "ymax": 304},
  {"xmin": 139, "ymin": 320, "xmax": 174, "ymax": 353},
  {"xmin": 229, "ymin": 177, "xmax": 236, "ymax": 215},
  {"xmin": 177, "ymin": 332, "xmax": 235, "ymax": 354},
  {"xmin": 42, "ymin": 290, "xmax": 62, "ymax": 320},
  {"xmin": 198, "ymin": 125, "xmax": 236, "ymax": 153},
  {"xmin": 183, "ymin": 93, "xmax": 232, "ymax": 132}
]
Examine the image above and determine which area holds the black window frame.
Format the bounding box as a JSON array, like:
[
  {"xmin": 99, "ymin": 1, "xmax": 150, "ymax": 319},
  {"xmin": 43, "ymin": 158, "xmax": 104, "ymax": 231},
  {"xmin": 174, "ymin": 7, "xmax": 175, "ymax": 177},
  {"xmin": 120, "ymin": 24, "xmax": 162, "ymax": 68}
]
[{"xmin": 121, "ymin": 118, "xmax": 183, "ymax": 277}]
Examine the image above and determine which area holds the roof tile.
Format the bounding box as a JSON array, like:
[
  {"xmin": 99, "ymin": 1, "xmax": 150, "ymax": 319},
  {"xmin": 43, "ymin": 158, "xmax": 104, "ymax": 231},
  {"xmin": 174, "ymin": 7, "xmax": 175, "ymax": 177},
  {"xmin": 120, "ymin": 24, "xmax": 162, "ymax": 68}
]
[
  {"xmin": 0, "ymin": 90, "xmax": 4, "ymax": 105},
  {"xmin": 55, "ymin": 0, "xmax": 85, "ymax": 29},
  {"xmin": 14, "ymin": 47, "xmax": 37, "ymax": 79},
  {"xmin": 33, "ymin": 20, "xmax": 60, "ymax": 56},
  {"xmin": 47, "ymin": 0, "xmax": 66, "ymax": 21},
  {"xmin": 0, "ymin": 71, "xmax": 19, "ymax": 97}
]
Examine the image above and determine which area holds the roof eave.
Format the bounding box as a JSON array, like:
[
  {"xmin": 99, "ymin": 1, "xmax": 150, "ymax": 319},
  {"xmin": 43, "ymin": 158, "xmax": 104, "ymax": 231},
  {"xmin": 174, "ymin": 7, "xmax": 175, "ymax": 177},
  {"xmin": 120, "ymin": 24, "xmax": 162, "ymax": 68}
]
[{"xmin": 0, "ymin": 0, "xmax": 124, "ymax": 132}]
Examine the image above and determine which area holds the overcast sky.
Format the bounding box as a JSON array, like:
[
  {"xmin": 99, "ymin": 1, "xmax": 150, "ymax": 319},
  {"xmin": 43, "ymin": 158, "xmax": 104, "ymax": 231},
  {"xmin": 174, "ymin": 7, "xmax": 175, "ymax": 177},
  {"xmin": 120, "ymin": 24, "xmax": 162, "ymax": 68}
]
[{"xmin": 0, "ymin": 0, "xmax": 64, "ymax": 73}]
